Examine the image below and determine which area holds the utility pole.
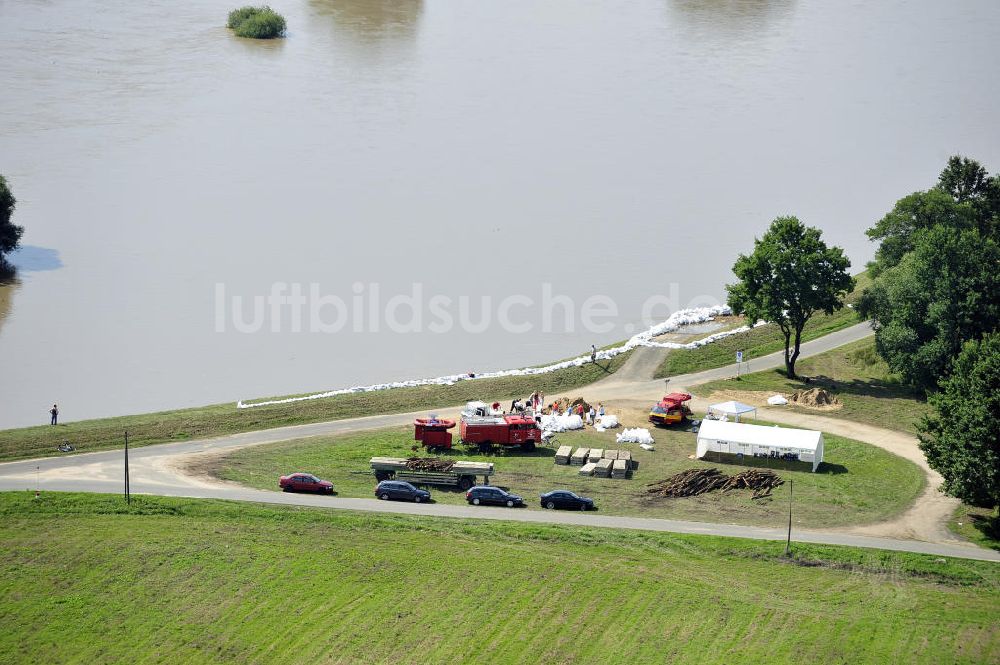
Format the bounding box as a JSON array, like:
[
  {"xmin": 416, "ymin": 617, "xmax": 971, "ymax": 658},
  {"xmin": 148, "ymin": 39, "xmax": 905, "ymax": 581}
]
[
  {"xmin": 784, "ymin": 478, "xmax": 793, "ymax": 556},
  {"xmin": 124, "ymin": 430, "xmax": 131, "ymax": 505}
]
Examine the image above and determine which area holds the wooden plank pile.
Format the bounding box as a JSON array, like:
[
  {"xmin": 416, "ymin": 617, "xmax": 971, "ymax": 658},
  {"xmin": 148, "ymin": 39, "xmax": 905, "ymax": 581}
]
[
  {"xmin": 554, "ymin": 446, "xmax": 573, "ymax": 465},
  {"xmin": 404, "ymin": 457, "xmax": 455, "ymax": 472},
  {"xmin": 646, "ymin": 468, "xmax": 784, "ymax": 499},
  {"xmin": 721, "ymin": 469, "xmax": 785, "ymax": 499},
  {"xmin": 571, "ymin": 448, "xmax": 590, "ymax": 465},
  {"xmin": 579, "ymin": 462, "xmax": 598, "ymax": 476},
  {"xmin": 588, "ymin": 448, "xmax": 603, "ymax": 462}
]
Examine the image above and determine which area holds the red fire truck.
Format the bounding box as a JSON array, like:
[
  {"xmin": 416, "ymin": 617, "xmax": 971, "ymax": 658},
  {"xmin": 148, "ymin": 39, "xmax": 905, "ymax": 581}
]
[
  {"xmin": 459, "ymin": 401, "xmax": 543, "ymax": 453},
  {"xmin": 414, "ymin": 402, "xmax": 544, "ymax": 453}
]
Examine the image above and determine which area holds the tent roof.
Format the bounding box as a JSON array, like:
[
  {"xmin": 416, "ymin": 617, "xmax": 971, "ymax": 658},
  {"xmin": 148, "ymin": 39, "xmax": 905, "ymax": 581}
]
[
  {"xmin": 696, "ymin": 420, "xmax": 822, "ymax": 452},
  {"xmin": 708, "ymin": 400, "xmax": 757, "ymax": 415}
]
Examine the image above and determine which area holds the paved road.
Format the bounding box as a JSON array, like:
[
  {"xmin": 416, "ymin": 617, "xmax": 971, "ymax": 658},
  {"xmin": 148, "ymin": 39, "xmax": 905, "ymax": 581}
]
[{"xmin": 3, "ymin": 321, "xmax": 998, "ymax": 562}]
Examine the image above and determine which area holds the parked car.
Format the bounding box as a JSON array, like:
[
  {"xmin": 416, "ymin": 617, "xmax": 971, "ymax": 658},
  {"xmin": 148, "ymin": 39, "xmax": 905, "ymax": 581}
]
[
  {"xmin": 279, "ymin": 473, "xmax": 334, "ymax": 494},
  {"xmin": 375, "ymin": 480, "xmax": 431, "ymax": 503},
  {"xmin": 539, "ymin": 490, "xmax": 595, "ymax": 511},
  {"xmin": 466, "ymin": 486, "xmax": 524, "ymax": 507}
]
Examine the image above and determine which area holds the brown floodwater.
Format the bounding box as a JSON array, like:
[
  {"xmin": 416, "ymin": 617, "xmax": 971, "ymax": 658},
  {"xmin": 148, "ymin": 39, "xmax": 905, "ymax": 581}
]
[{"xmin": 1, "ymin": 0, "xmax": 998, "ymax": 427}]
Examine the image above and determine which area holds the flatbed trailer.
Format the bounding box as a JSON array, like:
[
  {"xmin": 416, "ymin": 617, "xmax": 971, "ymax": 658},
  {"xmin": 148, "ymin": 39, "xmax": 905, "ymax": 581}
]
[{"xmin": 370, "ymin": 457, "xmax": 495, "ymax": 490}]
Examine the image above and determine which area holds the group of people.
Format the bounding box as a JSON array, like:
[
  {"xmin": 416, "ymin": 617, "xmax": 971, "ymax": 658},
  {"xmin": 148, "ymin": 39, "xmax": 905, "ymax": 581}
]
[
  {"xmin": 548, "ymin": 399, "xmax": 605, "ymax": 425},
  {"xmin": 507, "ymin": 391, "xmax": 545, "ymax": 415}
]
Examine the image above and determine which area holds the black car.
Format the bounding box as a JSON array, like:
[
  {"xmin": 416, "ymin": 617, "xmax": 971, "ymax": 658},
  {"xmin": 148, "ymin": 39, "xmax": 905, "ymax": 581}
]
[
  {"xmin": 540, "ymin": 490, "xmax": 595, "ymax": 511},
  {"xmin": 466, "ymin": 486, "xmax": 524, "ymax": 507},
  {"xmin": 375, "ymin": 480, "xmax": 431, "ymax": 503}
]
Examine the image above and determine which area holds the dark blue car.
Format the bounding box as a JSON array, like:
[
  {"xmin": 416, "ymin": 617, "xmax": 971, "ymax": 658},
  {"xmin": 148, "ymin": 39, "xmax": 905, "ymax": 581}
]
[
  {"xmin": 375, "ymin": 480, "xmax": 431, "ymax": 503},
  {"xmin": 540, "ymin": 490, "xmax": 595, "ymax": 511}
]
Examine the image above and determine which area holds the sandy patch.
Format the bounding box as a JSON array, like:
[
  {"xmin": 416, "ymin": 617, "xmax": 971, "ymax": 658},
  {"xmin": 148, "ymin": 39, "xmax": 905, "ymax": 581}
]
[{"xmin": 706, "ymin": 390, "xmax": 843, "ymax": 412}]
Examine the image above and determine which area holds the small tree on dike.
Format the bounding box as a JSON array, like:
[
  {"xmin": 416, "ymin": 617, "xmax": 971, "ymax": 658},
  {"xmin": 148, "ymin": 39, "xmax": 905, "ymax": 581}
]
[
  {"xmin": 0, "ymin": 175, "xmax": 23, "ymax": 279},
  {"xmin": 726, "ymin": 216, "xmax": 854, "ymax": 379}
]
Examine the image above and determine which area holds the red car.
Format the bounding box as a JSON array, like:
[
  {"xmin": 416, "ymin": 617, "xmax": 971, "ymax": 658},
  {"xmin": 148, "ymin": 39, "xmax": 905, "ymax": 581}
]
[{"xmin": 279, "ymin": 473, "xmax": 334, "ymax": 494}]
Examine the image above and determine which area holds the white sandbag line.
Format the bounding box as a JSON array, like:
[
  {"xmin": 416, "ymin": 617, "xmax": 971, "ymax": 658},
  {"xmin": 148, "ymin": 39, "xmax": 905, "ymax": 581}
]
[{"xmin": 236, "ymin": 305, "xmax": 756, "ymax": 410}]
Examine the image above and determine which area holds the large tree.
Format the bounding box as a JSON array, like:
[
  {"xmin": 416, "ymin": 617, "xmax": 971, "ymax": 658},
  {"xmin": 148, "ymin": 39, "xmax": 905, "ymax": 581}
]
[
  {"xmin": 727, "ymin": 216, "xmax": 854, "ymax": 379},
  {"xmin": 856, "ymin": 225, "xmax": 1000, "ymax": 392},
  {"xmin": 918, "ymin": 332, "xmax": 1000, "ymax": 509},
  {"xmin": 866, "ymin": 156, "xmax": 1000, "ymax": 278},
  {"xmin": 0, "ymin": 175, "xmax": 23, "ymax": 278}
]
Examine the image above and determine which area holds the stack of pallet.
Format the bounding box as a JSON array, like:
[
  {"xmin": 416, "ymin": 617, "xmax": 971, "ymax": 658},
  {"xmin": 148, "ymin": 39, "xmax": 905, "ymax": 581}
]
[
  {"xmin": 603, "ymin": 449, "xmax": 620, "ymax": 461},
  {"xmin": 579, "ymin": 462, "xmax": 598, "ymax": 476},
  {"xmin": 595, "ymin": 458, "xmax": 614, "ymax": 478},
  {"xmin": 554, "ymin": 445, "xmax": 573, "ymax": 465},
  {"xmin": 588, "ymin": 448, "xmax": 603, "ymax": 462},
  {"xmin": 611, "ymin": 459, "xmax": 628, "ymax": 479},
  {"xmin": 571, "ymin": 447, "xmax": 590, "ymax": 465}
]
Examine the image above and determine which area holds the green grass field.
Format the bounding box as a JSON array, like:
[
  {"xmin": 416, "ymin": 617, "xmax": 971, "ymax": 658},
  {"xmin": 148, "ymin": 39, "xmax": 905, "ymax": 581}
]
[
  {"xmin": 692, "ymin": 338, "xmax": 930, "ymax": 434},
  {"xmin": 0, "ymin": 492, "xmax": 996, "ymax": 665},
  {"xmin": 211, "ymin": 423, "xmax": 925, "ymax": 529},
  {"xmin": 0, "ymin": 352, "xmax": 630, "ymax": 462},
  {"xmin": 655, "ymin": 271, "xmax": 871, "ymax": 379}
]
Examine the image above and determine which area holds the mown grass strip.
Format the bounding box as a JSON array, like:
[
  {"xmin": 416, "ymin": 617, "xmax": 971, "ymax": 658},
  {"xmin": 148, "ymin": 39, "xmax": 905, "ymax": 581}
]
[{"xmin": 0, "ymin": 492, "xmax": 996, "ymax": 664}]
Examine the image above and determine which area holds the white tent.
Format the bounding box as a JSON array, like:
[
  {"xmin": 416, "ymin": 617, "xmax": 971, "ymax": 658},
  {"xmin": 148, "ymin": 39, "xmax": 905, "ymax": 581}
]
[
  {"xmin": 707, "ymin": 400, "xmax": 757, "ymax": 422},
  {"xmin": 696, "ymin": 420, "xmax": 824, "ymax": 472}
]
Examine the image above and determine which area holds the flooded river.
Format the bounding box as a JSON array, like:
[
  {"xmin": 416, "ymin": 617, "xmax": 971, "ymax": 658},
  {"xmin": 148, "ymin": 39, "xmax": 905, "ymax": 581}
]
[{"xmin": 1, "ymin": 0, "xmax": 997, "ymax": 427}]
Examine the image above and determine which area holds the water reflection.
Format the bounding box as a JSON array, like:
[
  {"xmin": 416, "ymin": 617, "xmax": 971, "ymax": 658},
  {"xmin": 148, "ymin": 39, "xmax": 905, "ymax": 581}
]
[
  {"xmin": 665, "ymin": 0, "xmax": 796, "ymax": 40},
  {"xmin": 0, "ymin": 278, "xmax": 20, "ymax": 338},
  {"xmin": 309, "ymin": 0, "xmax": 423, "ymax": 59},
  {"xmin": 9, "ymin": 246, "xmax": 63, "ymax": 273}
]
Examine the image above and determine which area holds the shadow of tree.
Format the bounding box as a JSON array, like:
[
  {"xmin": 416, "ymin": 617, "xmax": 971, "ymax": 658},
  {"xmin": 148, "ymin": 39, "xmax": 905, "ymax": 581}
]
[{"xmin": 968, "ymin": 513, "xmax": 1000, "ymax": 550}]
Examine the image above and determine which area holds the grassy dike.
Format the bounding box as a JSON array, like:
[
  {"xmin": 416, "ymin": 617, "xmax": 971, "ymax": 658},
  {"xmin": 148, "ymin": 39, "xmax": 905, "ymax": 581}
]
[
  {"xmin": 0, "ymin": 352, "xmax": 630, "ymax": 462},
  {"xmin": 0, "ymin": 492, "xmax": 997, "ymax": 664},
  {"xmin": 0, "ymin": 270, "xmax": 870, "ymax": 463}
]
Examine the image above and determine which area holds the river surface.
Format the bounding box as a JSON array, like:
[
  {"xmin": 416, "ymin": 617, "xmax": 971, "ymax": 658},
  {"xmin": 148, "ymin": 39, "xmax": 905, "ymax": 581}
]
[{"xmin": 1, "ymin": 0, "xmax": 998, "ymax": 428}]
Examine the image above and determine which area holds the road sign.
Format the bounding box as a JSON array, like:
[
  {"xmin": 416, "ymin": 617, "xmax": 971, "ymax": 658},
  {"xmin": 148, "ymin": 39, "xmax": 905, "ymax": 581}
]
[{"xmin": 736, "ymin": 351, "xmax": 744, "ymax": 363}]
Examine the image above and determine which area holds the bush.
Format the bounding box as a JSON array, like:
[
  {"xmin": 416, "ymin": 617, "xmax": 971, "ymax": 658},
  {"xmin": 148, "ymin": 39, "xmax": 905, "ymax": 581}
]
[{"xmin": 227, "ymin": 5, "xmax": 286, "ymax": 39}]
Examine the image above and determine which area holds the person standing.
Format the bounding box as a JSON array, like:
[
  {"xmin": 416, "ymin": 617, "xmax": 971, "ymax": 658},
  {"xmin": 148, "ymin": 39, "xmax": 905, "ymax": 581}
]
[
  {"xmin": 588, "ymin": 405, "xmax": 596, "ymax": 425},
  {"xmin": 49, "ymin": 404, "xmax": 58, "ymax": 425},
  {"xmin": 598, "ymin": 402, "xmax": 605, "ymax": 418},
  {"xmin": 590, "ymin": 344, "xmax": 597, "ymax": 363}
]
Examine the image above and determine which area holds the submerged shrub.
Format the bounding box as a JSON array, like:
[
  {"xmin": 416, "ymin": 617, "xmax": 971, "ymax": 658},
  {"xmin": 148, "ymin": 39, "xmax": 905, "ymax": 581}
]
[{"xmin": 227, "ymin": 5, "xmax": 286, "ymax": 39}]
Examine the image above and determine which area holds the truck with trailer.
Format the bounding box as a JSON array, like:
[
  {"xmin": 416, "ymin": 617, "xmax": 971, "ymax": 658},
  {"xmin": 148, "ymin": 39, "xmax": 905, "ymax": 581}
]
[{"xmin": 369, "ymin": 457, "xmax": 495, "ymax": 491}]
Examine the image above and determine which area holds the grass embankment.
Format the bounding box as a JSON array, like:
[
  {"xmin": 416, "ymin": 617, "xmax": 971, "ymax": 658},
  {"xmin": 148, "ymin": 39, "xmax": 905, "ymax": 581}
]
[
  {"xmin": 693, "ymin": 338, "xmax": 930, "ymax": 435},
  {"xmin": 655, "ymin": 271, "xmax": 871, "ymax": 379},
  {"xmin": 0, "ymin": 353, "xmax": 630, "ymax": 462},
  {"xmin": 0, "ymin": 492, "xmax": 996, "ymax": 665},
  {"xmin": 212, "ymin": 423, "xmax": 925, "ymax": 529}
]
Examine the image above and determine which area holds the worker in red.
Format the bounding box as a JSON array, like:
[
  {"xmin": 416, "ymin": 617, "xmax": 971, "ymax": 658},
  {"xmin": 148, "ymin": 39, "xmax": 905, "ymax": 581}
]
[{"xmin": 491, "ymin": 401, "xmax": 501, "ymax": 413}]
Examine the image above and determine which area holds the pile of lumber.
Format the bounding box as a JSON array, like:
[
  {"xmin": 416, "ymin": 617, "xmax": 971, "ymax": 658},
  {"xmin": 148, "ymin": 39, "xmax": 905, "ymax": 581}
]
[
  {"xmin": 720, "ymin": 469, "xmax": 785, "ymax": 499},
  {"xmin": 554, "ymin": 446, "xmax": 573, "ymax": 465},
  {"xmin": 404, "ymin": 457, "xmax": 455, "ymax": 473},
  {"xmin": 646, "ymin": 468, "xmax": 784, "ymax": 499},
  {"xmin": 571, "ymin": 448, "xmax": 590, "ymax": 465},
  {"xmin": 579, "ymin": 462, "xmax": 597, "ymax": 476}
]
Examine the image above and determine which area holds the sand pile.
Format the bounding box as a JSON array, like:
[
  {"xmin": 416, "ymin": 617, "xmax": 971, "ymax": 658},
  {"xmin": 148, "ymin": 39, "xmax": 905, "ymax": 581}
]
[{"xmin": 790, "ymin": 388, "xmax": 840, "ymax": 407}]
